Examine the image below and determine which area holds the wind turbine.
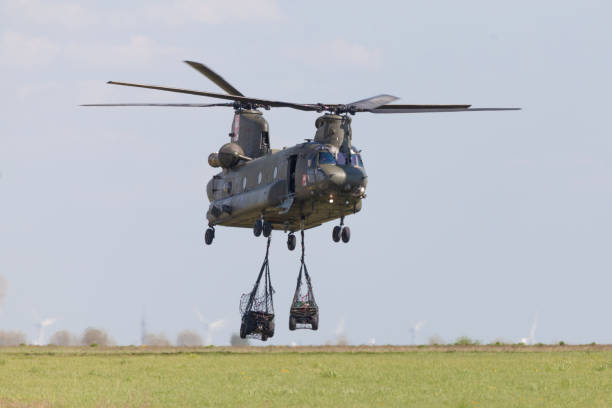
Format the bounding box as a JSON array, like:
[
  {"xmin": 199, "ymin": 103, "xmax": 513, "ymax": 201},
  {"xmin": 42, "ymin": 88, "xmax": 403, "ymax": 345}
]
[
  {"xmin": 0, "ymin": 274, "xmax": 7, "ymax": 311},
  {"xmin": 195, "ymin": 308, "xmax": 226, "ymax": 346},
  {"xmin": 409, "ymin": 321, "xmax": 426, "ymax": 345},
  {"xmin": 35, "ymin": 316, "xmax": 58, "ymax": 346},
  {"xmin": 520, "ymin": 315, "xmax": 538, "ymax": 345},
  {"xmin": 335, "ymin": 318, "xmax": 349, "ymax": 345}
]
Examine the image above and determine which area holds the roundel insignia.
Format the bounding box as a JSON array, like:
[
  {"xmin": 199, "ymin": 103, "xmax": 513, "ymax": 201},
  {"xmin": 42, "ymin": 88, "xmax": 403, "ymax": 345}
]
[{"xmin": 302, "ymin": 174, "xmax": 307, "ymax": 186}]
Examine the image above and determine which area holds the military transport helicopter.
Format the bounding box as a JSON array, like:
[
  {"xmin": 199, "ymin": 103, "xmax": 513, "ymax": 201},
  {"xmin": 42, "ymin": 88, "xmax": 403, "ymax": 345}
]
[{"xmin": 84, "ymin": 61, "xmax": 519, "ymax": 250}]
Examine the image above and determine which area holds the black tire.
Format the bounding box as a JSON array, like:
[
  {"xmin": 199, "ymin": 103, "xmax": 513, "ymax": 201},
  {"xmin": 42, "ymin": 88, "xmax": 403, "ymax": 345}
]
[
  {"xmin": 253, "ymin": 220, "xmax": 263, "ymax": 237},
  {"xmin": 268, "ymin": 320, "xmax": 275, "ymax": 337},
  {"xmin": 262, "ymin": 221, "xmax": 273, "ymax": 237},
  {"xmin": 287, "ymin": 234, "xmax": 296, "ymax": 251},
  {"xmin": 332, "ymin": 226, "xmax": 341, "ymax": 242},
  {"xmin": 239, "ymin": 322, "xmax": 247, "ymax": 339},
  {"xmin": 205, "ymin": 228, "xmax": 214, "ymax": 245},
  {"xmin": 261, "ymin": 334, "xmax": 268, "ymax": 342},
  {"xmin": 311, "ymin": 314, "xmax": 319, "ymax": 331},
  {"xmin": 341, "ymin": 226, "xmax": 351, "ymax": 243},
  {"xmin": 289, "ymin": 316, "xmax": 296, "ymax": 331}
]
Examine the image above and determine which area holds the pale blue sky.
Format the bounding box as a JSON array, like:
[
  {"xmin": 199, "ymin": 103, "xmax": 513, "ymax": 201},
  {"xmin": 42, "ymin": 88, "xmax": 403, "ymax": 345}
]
[{"xmin": 0, "ymin": 0, "xmax": 610, "ymax": 345}]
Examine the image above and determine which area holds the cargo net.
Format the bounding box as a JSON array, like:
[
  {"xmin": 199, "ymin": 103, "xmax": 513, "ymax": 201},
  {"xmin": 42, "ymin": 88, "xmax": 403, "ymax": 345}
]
[
  {"xmin": 290, "ymin": 230, "xmax": 318, "ymax": 330},
  {"xmin": 239, "ymin": 236, "xmax": 275, "ymax": 340}
]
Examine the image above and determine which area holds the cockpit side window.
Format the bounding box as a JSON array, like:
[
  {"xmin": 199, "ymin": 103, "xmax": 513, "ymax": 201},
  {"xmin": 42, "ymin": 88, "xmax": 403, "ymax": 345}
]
[
  {"xmin": 351, "ymin": 153, "xmax": 364, "ymax": 167},
  {"xmin": 317, "ymin": 151, "xmax": 336, "ymax": 165}
]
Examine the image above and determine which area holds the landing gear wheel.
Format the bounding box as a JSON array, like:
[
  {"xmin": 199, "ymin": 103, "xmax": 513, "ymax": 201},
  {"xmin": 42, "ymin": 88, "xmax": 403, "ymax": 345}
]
[
  {"xmin": 311, "ymin": 314, "xmax": 319, "ymax": 331},
  {"xmin": 289, "ymin": 316, "xmax": 296, "ymax": 331},
  {"xmin": 253, "ymin": 220, "xmax": 263, "ymax": 237},
  {"xmin": 262, "ymin": 221, "xmax": 273, "ymax": 237},
  {"xmin": 205, "ymin": 228, "xmax": 215, "ymax": 245},
  {"xmin": 287, "ymin": 233, "xmax": 296, "ymax": 251},
  {"xmin": 341, "ymin": 226, "xmax": 351, "ymax": 243},
  {"xmin": 239, "ymin": 322, "xmax": 246, "ymax": 339},
  {"xmin": 332, "ymin": 226, "xmax": 341, "ymax": 242},
  {"xmin": 261, "ymin": 334, "xmax": 268, "ymax": 342},
  {"xmin": 268, "ymin": 321, "xmax": 275, "ymax": 337}
]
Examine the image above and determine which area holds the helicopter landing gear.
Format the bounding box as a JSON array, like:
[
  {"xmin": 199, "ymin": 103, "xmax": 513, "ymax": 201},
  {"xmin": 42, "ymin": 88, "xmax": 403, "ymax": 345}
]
[
  {"xmin": 254, "ymin": 219, "xmax": 273, "ymax": 238},
  {"xmin": 341, "ymin": 226, "xmax": 350, "ymax": 243},
  {"xmin": 253, "ymin": 220, "xmax": 263, "ymax": 237},
  {"xmin": 332, "ymin": 216, "xmax": 350, "ymax": 243},
  {"xmin": 287, "ymin": 233, "xmax": 296, "ymax": 251},
  {"xmin": 205, "ymin": 227, "xmax": 215, "ymax": 245},
  {"xmin": 332, "ymin": 226, "xmax": 341, "ymax": 242},
  {"xmin": 262, "ymin": 221, "xmax": 273, "ymax": 237}
]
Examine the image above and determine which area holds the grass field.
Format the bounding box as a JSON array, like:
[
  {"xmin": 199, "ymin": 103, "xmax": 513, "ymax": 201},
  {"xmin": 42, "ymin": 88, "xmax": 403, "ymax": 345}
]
[{"xmin": 0, "ymin": 345, "xmax": 610, "ymax": 407}]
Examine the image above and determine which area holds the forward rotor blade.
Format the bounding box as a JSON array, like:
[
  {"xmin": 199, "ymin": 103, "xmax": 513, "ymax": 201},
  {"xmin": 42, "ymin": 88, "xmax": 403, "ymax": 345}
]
[
  {"xmin": 369, "ymin": 104, "xmax": 521, "ymax": 113},
  {"xmin": 81, "ymin": 102, "xmax": 234, "ymax": 107},
  {"xmin": 348, "ymin": 94, "xmax": 399, "ymax": 111},
  {"xmin": 184, "ymin": 61, "xmax": 244, "ymax": 96},
  {"xmin": 107, "ymin": 81, "xmax": 319, "ymax": 111}
]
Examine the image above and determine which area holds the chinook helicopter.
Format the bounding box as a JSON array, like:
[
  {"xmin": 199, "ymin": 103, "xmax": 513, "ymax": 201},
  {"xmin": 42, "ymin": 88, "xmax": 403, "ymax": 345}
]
[{"xmin": 84, "ymin": 61, "xmax": 519, "ymax": 250}]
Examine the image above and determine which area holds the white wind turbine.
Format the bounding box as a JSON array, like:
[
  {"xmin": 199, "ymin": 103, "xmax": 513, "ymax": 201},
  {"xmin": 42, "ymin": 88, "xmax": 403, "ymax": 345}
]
[
  {"xmin": 335, "ymin": 318, "xmax": 349, "ymax": 345},
  {"xmin": 520, "ymin": 315, "xmax": 538, "ymax": 345},
  {"xmin": 195, "ymin": 308, "xmax": 226, "ymax": 346},
  {"xmin": 409, "ymin": 321, "xmax": 426, "ymax": 345},
  {"xmin": 34, "ymin": 315, "xmax": 58, "ymax": 346}
]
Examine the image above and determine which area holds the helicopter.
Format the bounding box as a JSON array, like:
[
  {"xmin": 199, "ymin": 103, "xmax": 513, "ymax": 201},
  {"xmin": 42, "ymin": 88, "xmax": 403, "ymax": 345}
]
[{"xmin": 83, "ymin": 60, "xmax": 519, "ymax": 251}]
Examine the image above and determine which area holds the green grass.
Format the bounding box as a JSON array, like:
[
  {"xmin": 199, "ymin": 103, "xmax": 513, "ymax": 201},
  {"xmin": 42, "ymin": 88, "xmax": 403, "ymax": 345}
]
[{"xmin": 0, "ymin": 347, "xmax": 610, "ymax": 407}]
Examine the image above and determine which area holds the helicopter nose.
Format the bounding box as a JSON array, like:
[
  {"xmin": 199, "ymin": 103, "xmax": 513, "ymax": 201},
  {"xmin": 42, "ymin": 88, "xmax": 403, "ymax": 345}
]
[
  {"xmin": 321, "ymin": 165, "xmax": 367, "ymax": 192},
  {"xmin": 344, "ymin": 166, "xmax": 368, "ymax": 192}
]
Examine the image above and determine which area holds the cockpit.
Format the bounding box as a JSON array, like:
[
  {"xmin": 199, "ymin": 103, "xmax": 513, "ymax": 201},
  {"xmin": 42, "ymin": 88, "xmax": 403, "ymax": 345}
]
[
  {"xmin": 319, "ymin": 149, "xmax": 364, "ymax": 168},
  {"xmin": 317, "ymin": 151, "xmax": 337, "ymax": 165}
]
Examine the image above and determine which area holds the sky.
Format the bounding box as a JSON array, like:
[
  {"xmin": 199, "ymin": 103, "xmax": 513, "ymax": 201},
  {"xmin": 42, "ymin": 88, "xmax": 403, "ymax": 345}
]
[{"xmin": 0, "ymin": 0, "xmax": 610, "ymax": 346}]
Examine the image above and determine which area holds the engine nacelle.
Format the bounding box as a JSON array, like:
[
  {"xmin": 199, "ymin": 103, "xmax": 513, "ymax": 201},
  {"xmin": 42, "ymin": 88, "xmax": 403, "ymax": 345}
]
[
  {"xmin": 208, "ymin": 153, "xmax": 221, "ymax": 168},
  {"xmin": 216, "ymin": 142, "xmax": 244, "ymax": 168}
]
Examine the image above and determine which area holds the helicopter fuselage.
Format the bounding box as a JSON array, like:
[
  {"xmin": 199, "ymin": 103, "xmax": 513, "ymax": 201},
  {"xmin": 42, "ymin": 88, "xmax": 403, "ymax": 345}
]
[
  {"xmin": 83, "ymin": 59, "xmax": 518, "ymax": 246},
  {"xmin": 206, "ymin": 141, "xmax": 367, "ymax": 233}
]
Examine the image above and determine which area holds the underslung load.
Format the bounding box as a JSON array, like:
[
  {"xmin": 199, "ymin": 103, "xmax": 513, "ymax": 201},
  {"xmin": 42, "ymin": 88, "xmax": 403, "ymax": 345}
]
[
  {"xmin": 289, "ymin": 230, "xmax": 319, "ymax": 331},
  {"xmin": 239, "ymin": 236, "xmax": 275, "ymax": 341}
]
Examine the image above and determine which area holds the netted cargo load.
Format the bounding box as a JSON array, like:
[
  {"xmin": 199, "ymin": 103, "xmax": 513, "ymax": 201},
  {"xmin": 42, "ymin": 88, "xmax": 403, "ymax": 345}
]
[
  {"xmin": 239, "ymin": 236, "xmax": 275, "ymax": 341},
  {"xmin": 289, "ymin": 230, "xmax": 319, "ymax": 331}
]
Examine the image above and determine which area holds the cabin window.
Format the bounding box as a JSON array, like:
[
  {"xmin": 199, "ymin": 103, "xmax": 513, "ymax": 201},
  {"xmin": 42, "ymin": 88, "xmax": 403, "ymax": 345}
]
[
  {"xmin": 261, "ymin": 131, "xmax": 270, "ymax": 150},
  {"xmin": 337, "ymin": 152, "xmax": 347, "ymax": 165},
  {"xmin": 273, "ymin": 167, "xmax": 278, "ymax": 179},
  {"xmin": 258, "ymin": 171, "xmax": 262, "ymax": 184},
  {"xmin": 242, "ymin": 177, "xmax": 247, "ymax": 191},
  {"xmin": 317, "ymin": 151, "xmax": 336, "ymax": 165},
  {"xmin": 224, "ymin": 181, "xmax": 232, "ymax": 194}
]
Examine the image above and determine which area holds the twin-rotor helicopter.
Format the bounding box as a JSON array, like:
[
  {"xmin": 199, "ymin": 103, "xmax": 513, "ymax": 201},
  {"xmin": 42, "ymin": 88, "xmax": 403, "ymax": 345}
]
[{"xmin": 84, "ymin": 61, "xmax": 519, "ymax": 250}]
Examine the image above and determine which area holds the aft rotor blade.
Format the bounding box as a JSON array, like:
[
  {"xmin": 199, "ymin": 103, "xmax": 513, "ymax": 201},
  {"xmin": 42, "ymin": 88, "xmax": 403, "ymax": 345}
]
[
  {"xmin": 107, "ymin": 81, "xmax": 319, "ymax": 111},
  {"xmin": 348, "ymin": 94, "xmax": 399, "ymax": 111},
  {"xmin": 184, "ymin": 60, "xmax": 244, "ymax": 96},
  {"xmin": 369, "ymin": 104, "xmax": 521, "ymax": 113},
  {"xmin": 81, "ymin": 102, "xmax": 234, "ymax": 107}
]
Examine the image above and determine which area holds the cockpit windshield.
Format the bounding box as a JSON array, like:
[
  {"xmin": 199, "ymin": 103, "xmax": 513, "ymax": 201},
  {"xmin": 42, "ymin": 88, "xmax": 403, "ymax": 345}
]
[
  {"xmin": 351, "ymin": 152, "xmax": 364, "ymax": 167},
  {"xmin": 318, "ymin": 151, "xmax": 336, "ymax": 165}
]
